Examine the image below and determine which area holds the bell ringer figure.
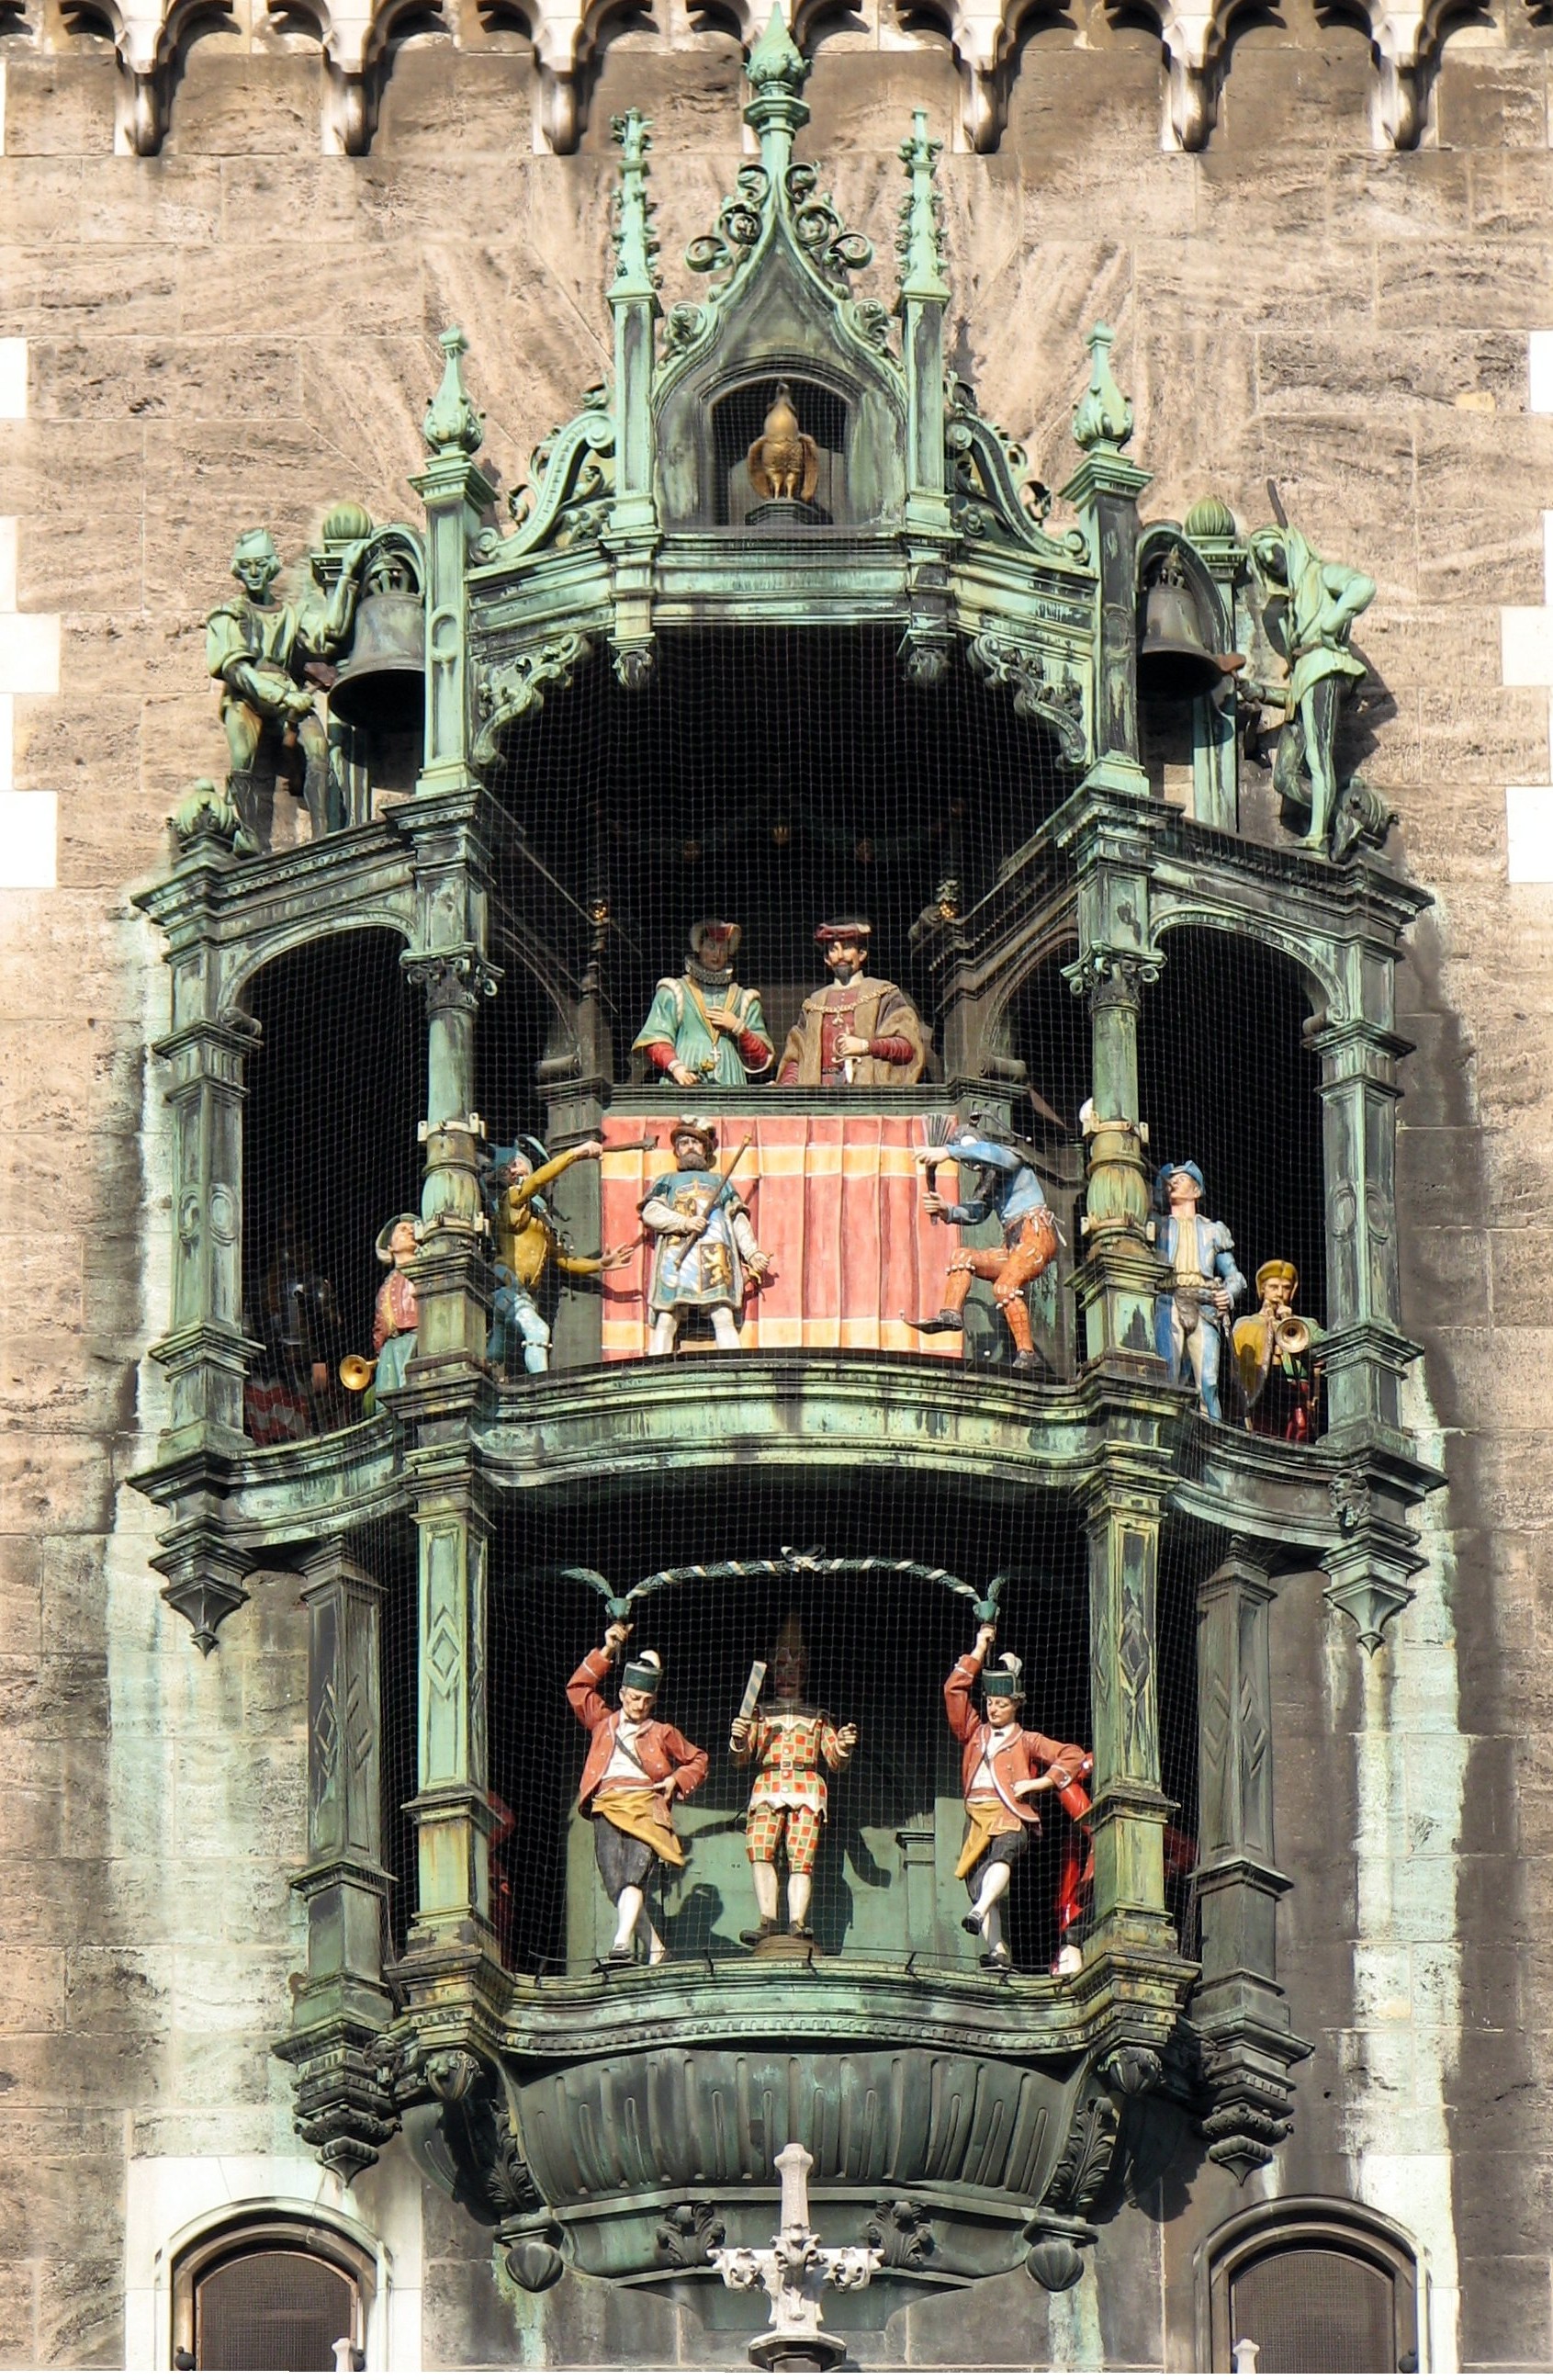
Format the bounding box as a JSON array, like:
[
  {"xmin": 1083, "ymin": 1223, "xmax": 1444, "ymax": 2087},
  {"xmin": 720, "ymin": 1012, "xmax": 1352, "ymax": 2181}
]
[
  {"xmin": 943, "ymin": 1621, "xmax": 1093, "ymax": 1974},
  {"xmin": 568, "ymin": 1621, "xmax": 708, "ymax": 1968},
  {"xmin": 730, "ymin": 1611, "xmax": 858, "ymax": 1948}
]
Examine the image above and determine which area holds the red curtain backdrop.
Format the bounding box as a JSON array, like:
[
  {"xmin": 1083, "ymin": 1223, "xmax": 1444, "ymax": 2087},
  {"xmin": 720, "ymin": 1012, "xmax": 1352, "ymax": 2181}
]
[{"xmin": 600, "ymin": 1111, "xmax": 961, "ymax": 1359}]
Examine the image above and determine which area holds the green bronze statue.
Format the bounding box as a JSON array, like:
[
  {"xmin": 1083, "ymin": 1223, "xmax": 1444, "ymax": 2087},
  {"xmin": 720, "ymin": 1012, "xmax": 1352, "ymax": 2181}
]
[
  {"xmin": 1246, "ymin": 525, "xmax": 1376, "ymax": 861},
  {"xmin": 205, "ymin": 526, "xmax": 368, "ymax": 855}
]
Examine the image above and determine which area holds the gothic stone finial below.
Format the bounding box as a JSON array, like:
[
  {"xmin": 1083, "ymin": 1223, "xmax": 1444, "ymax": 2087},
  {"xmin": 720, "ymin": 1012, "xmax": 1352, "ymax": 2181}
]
[
  {"xmin": 610, "ymin": 108, "xmax": 661, "ymax": 303},
  {"xmin": 747, "ymin": 2, "xmax": 808, "ymax": 97},
  {"xmin": 423, "ymin": 327, "xmax": 485, "ymax": 457},
  {"xmin": 897, "ymin": 108, "xmax": 950, "ymax": 304},
  {"xmin": 1071, "ymin": 322, "xmax": 1134, "ymax": 454}
]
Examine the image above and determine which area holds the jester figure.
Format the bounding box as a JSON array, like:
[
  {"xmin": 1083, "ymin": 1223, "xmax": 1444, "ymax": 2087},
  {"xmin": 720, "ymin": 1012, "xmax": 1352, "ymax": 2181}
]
[
  {"xmin": 914, "ymin": 1110, "xmax": 1060, "ymax": 1374},
  {"xmin": 730, "ymin": 1612, "xmax": 858, "ymax": 1946}
]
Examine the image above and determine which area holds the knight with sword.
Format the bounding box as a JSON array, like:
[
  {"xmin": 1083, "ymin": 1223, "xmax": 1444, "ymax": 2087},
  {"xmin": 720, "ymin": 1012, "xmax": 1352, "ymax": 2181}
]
[{"xmin": 638, "ymin": 1116, "xmax": 771, "ymax": 1355}]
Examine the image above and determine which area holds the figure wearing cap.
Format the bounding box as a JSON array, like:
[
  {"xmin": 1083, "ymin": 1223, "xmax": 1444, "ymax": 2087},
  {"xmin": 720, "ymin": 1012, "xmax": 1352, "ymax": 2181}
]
[
  {"xmin": 370, "ymin": 1213, "xmax": 421, "ymax": 1399},
  {"xmin": 1154, "ymin": 1162, "xmax": 1246, "ymax": 1423},
  {"xmin": 777, "ymin": 919, "xmax": 928, "ymax": 1088},
  {"xmin": 633, "ymin": 920, "xmax": 774, "ymax": 1089},
  {"xmin": 639, "ymin": 1117, "xmax": 771, "ymax": 1356},
  {"xmin": 483, "ymin": 1136, "xmax": 634, "ymax": 1377},
  {"xmin": 1232, "ymin": 1258, "xmax": 1325, "ymax": 1441},
  {"xmin": 913, "ymin": 1111, "xmax": 1060, "ymax": 1374},
  {"xmin": 944, "ymin": 1622, "xmax": 1092, "ymax": 1973},
  {"xmin": 730, "ymin": 1612, "xmax": 858, "ymax": 1946},
  {"xmin": 568, "ymin": 1621, "xmax": 709, "ymax": 1966}
]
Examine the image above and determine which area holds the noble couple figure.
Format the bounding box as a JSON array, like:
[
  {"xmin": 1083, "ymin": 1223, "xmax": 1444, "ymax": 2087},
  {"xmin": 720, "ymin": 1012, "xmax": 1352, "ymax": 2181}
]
[
  {"xmin": 634, "ymin": 918, "xmax": 928, "ymax": 1093},
  {"xmin": 567, "ymin": 1615, "xmax": 1091, "ymax": 1970}
]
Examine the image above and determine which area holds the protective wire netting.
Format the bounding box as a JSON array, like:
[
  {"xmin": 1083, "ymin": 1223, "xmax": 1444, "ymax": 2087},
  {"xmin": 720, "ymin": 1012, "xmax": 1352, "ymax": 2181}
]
[{"xmin": 238, "ymin": 625, "xmax": 1324, "ymax": 1981}]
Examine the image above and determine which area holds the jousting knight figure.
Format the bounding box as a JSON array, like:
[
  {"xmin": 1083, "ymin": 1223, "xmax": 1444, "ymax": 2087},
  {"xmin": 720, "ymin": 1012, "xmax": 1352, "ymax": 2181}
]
[
  {"xmin": 632, "ymin": 919, "xmax": 775, "ymax": 1088},
  {"xmin": 777, "ymin": 919, "xmax": 928, "ymax": 1088},
  {"xmin": 730, "ymin": 1612, "xmax": 858, "ymax": 1947},
  {"xmin": 639, "ymin": 1116, "xmax": 771, "ymax": 1355},
  {"xmin": 1154, "ymin": 1162, "xmax": 1247, "ymax": 1422},
  {"xmin": 484, "ymin": 1136, "xmax": 633, "ymax": 1377},
  {"xmin": 913, "ymin": 1110, "xmax": 1060, "ymax": 1374},
  {"xmin": 943, "ymin": 1622, "xmax": 1093, "ymax": 1974},
  {"xmin": 568, "ymin": 1621, "xmax": 708, "ymax": 1966}
]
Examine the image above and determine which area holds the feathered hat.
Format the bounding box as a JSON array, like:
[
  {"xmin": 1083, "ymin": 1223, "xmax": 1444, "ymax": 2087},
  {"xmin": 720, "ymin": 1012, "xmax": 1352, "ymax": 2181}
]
[
  {"xmin": 622, "ymin": 1648, "xmax": 663, "ymax": 1696},
  {"xmin": 983, "ymin": 1650, "xmax": 1024, "ymax": 1703}
]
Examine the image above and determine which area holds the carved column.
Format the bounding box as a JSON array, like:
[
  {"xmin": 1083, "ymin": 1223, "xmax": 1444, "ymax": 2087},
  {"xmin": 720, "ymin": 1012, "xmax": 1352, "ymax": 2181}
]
[
  {"xmin": 1055, "ymin": 780, "xmax": 1170, "ymax": 1372},
  {"xmin": 1059, "ymin": 328, "xmax": 1151, "ymax": 790},
  {"xmin": 405, "ymin": 1474, "xmax": 496, "ymax": 1952},
  {"xmin": 149, "ymin": 998, "xmax": 262, "ymax": 1457},
  {"xmin": 281, "ymin": 1543, "xmax": 399, "ymax": 2183},
  {"xmin": 1083, "ymin": 1466, "xmax": 1172, "ymax": 1951},
  {"xmin": 410, "ymin": 328, "xmax": 494, "ymax": 803},
  {"xmin": 1312, "ymin": 1014, "xmax": 1414, "ymax": 1446},
  {"xmin": 1191, "ymin": 1542, "xmax": 1308, "ymax": 2180}
]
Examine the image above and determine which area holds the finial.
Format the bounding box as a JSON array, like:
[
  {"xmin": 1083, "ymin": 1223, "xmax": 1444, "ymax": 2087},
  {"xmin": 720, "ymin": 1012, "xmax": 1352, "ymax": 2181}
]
[
  {"xmin": 896, "ymin": 108, "xmax": 949, "ymax": 304},
  {"xmin": 1071, "ymin": 322, "xmax": 1133, "ymax": 454},
  {"xmin": 745, "ymin": 2, "xmax": 810, "ymax": 166},
  {"xmin": 609, "ymin": 108, "xmax": 661, "ymax": 304},
  {"xmin": 422, "ymin": 327, "xmax": 485, "ymax": 457},
  {"xmin": 747, "ymin": 2, "xmax": 807, "ymax": 94}
]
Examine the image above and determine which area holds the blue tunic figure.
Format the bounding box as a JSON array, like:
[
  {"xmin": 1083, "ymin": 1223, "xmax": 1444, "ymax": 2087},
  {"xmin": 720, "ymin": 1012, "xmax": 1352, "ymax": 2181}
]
[
  {"xmin": 1154, "ymin": 1163, "xmax": 1246, "ymax": 1421},
  {"xmin": 913, "ymin": 1111, "xmax": 1059, "ymax": 1374}
]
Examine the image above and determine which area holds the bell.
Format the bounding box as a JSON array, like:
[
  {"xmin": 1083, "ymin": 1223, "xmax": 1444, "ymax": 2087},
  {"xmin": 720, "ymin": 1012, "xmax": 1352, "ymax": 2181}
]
[
  {"xmin": 1137, "ymin": 547, "xmax": 1232, "ymax": 703},
  {"xmin": 329, "ymin": 587, "xmax": 426, "ymax": 735}
]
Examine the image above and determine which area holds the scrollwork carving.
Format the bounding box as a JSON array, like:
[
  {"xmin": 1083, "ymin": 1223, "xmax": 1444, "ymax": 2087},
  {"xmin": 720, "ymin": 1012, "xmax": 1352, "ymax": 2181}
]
[
  {"xmin": 786, "ymin": 164, "xmax": 872, "ymax": 281},
  {"xmin": 473, "ymin": 634, "xmax": 593, "ymax": 767},
  {"xmin": 404, "ymin": 950, "xmax": 501, "ymax": 1015},
  {"xmin": 968, "ymin": 632, "xmax": 1087, "ymax": 765},
  {"xmin": 686, "ymin": 164, "xmax": 770, "ymax": 276}
]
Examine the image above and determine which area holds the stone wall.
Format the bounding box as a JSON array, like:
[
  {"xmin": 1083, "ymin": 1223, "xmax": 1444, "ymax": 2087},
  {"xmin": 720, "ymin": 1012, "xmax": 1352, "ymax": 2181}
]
[{"xmin": 2, "ymin": 0, "xmax": 1552, "ymax": 2363}]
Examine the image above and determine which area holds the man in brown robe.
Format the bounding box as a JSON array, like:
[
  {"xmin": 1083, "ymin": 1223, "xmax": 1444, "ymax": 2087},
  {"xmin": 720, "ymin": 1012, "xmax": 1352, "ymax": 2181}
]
[{"xmin": 777, "ymin": 919, "xmax": 928, "ymax": 1088}]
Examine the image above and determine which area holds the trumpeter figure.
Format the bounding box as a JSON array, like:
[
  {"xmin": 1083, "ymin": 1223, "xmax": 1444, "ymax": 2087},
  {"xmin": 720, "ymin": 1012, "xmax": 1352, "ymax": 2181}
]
[
  {"xmin": 1232, "ymin": 1258, "xmax": 1325, "ymax": 1441},
  {"xmin": 568, "ymin": 1622, "xmax": 708, "ymax": 1967}
]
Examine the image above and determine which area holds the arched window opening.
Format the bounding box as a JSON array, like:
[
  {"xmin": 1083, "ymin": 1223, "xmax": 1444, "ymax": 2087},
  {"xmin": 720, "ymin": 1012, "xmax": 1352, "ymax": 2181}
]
[
  {"xmin": 1204, "ymin": 2200, "xmax": 1420, "ymax": 2374},
  {"xmin": 1140, "ymin": 925, "xmax": 1326, "ymax": 1434},
  {"xmin": 242, "ymin": 931, "xmax": 423, "ymax": 1444},
  {"xmin": 172, "ymin": 2213, "xmax": 376, "ymax": 2372},
  {"xmin": 710, "ymin": 376, "xmax": 851, "ymax": 525}
]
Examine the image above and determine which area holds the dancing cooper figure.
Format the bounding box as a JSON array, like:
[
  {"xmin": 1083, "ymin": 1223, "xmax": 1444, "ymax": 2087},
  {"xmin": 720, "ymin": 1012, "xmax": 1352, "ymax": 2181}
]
[
  {"xmin": 943, "ymin": 1623, "xmax": 1092, "ymax": 1973},
  {"xmin": 568, "ymin": 1623, "xmax": 708, "ymax": 1967}
]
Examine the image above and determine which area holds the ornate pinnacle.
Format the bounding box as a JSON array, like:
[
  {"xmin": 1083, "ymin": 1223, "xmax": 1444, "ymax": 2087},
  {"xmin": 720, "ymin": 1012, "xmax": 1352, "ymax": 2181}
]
[
  {"xmin": 1071, "ymin": 322, "xmax": 1134, "ymax": 454},
  {"xmin": 422, "ymin": 327, "xmax": 485, "ymax": 457},
  {"xmin": 609, "ymin": 108, "xmax": 661, "ymax": 306},
  {"xmin": 896, "ymin": 107, "xmax": 949, "ymax": 304},
  {"xmin": 745, "ymin": 3, "xmax": 810, "ymax": 171}
]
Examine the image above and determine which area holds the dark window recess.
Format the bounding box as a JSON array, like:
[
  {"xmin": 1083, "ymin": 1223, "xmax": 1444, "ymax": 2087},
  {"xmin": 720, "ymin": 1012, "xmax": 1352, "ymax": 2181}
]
[
  {"xmin": 1232, "ymin": 2243, "xmax": 1394, "ymax": 2374},
  {"xmin": 196, "ymin": 2248, "xmax": 355, "ymax": 2373}
]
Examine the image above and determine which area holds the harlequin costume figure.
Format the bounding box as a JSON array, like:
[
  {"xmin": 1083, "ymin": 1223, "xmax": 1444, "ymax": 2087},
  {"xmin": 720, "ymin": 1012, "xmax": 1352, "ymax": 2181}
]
[
  {"xmin": 370, "ymin": 1213, "xmax": 420, "ymax": 1401},
  {"xmin": 485, "ymin": 1136, "xmax": 633, "ymax": 1376},
  {"xmin": 777, "ymin": 919, "xmax": 928, "ymax": 1088},
  {"xmin": 1153, "ymin": 1162, "xmax": 1247, "ymax": 1423},
  {"xmin": 639, "ymin": 1116, "xmax": 771, "ymax": 1356},
  {"xmin": 944, "ymin": 1623, "xmax": 1092, "ymax": 1973},
  {"xmin": 1232, "ymin": 1258, "xmax": 1325, "ymax": 1441},
  {"xmin": 730, "ymin": 1612, "xmax": 858, "ymax": 1945},
  {"xmin": 568, "ymin": 1623, "xmax": 708, "ymax": 1966},
  {"xmin": 632, "ymin": 919, "xmax": 775, "ymax": 1088},
  {"xmin": 914, "ymin": 1111, "xmax": 1060, "ymax": 1374}
]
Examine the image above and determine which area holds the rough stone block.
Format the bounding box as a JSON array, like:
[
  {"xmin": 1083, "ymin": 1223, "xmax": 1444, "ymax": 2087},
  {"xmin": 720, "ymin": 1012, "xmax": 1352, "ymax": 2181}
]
[
  {"xmin": 1458, "ymin": 2251, "xmax": 1553, "ymax": 2367},
  {"xmin": 2, "ymin": 55, "xmax": 117, "ymax": 157},
  {"xmin": 163, "ymin": 48, "xmax": 321, "ymax": 159}
]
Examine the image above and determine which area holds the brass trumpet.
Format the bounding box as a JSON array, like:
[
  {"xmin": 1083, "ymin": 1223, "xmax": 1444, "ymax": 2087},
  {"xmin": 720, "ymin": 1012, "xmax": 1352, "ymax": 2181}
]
[
  {"xmin": 340, "ymin": 1353, "xmax": 377, "ymax": 1391},
  {"xmin": 1273, "ymin": 1315, "xmax": 1311, "ymax": 1358}
]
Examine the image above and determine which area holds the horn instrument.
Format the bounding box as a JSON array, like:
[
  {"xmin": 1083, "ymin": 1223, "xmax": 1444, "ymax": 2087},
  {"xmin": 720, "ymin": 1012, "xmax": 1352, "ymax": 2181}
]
[
  {"xmin": 340, "ymin": 1353, "xmax": 377, "ymax": 1391},
  {"xmin": 1274, "ymin": 1315, "xmax": 1311, "ymax": 1358}
]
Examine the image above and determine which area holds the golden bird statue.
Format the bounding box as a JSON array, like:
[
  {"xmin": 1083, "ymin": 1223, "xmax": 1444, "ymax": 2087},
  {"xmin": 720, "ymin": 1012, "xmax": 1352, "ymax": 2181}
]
[{"xmin": 747, "ymin": 382, "xmax": 821, "ymax": 504}]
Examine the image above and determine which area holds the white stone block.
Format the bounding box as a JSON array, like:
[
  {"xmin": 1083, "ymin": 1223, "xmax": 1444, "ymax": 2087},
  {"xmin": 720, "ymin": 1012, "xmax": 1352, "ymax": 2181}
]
[
  {"xmin": 0, "ymin": 517, "xmax": 15, "ymax": 612},
  {"xmin": 1501, "ymin": 603, "xmax": 1553, "ymax": 688},
  {"xmin": 0, "ymin": 608, "xmax": 60, "ymax": 695},
  {"xmin": 1507, "ymin": 787, "xmax": 1553, "ymax": 885},
  {"xmin": 0, "ymin": 788, "xmax": 58, "ymax": 889},
  {"xmin": 0, "ymin": 337, "xmax": 25, "ymax": 421},
  {"xmin": 1530, "ymin": 331, "xmax": 1553, "ymax": 415}
]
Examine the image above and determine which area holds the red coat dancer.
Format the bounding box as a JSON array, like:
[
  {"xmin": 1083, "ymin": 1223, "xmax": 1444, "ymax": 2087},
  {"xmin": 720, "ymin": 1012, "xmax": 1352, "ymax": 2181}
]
[
  {"xmin": 943, "ymin": 1623, "xmax": 1092, "ymax": 1973},
  {"xmin": 568, "ymin": 1622, "xmax": 708, "ymax": 1967}
]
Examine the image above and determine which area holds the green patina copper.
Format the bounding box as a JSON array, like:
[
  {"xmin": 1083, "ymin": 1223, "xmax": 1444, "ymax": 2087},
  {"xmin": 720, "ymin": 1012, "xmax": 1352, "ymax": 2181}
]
[{"xmin": 131, "ymin": 15, "xmax": 1445, "ymax": 2297}]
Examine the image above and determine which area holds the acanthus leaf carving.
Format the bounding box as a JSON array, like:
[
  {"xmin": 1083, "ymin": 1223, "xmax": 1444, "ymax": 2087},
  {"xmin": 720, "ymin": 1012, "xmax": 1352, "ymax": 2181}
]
[
  {"xmin": 968, "ymin": 632, "xmax": 1089, "ymax": 766},
  {"xmin": 473, "ymin": 635, "xmax": 593, "ymax": 768}
]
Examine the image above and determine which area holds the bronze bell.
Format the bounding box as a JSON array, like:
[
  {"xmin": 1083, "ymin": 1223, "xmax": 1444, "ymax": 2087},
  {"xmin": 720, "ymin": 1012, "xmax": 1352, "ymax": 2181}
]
[
  {"xmin": 329, "ymin": 563, "xmax": 425, "ymax": 735},
  {"xmin": 1137, "ymin": 546, "xmax": 1234, "ymax": 703}
]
